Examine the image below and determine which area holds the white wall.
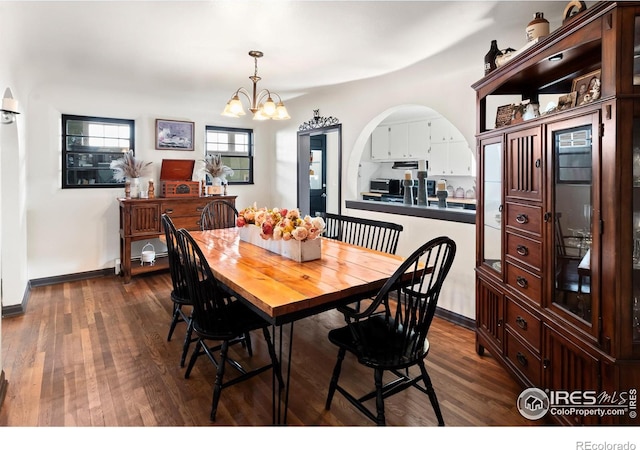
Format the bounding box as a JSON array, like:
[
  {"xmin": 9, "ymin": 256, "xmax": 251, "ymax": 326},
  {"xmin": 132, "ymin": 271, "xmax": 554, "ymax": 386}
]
[{"xmin": 24, "ymin": 84, "xmax": 275, "ymax": 284}]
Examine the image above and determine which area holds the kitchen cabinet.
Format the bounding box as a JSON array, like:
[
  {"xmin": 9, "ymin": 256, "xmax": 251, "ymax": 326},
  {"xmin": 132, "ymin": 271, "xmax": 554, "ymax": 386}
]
[
  {"xmin": 473, "ymin": 1, "xmax": 640, "ymax": 425},
  {"xmin": 371, "ymin": 126, "xmax": 390, "ymax": 160},
  {"xmin": 427, "ymin": 140, "xmax": 473, "ymax": 176},
  {"xmin": 389, "ymin": 123, "xmax": 409, "ymax": 159},
  {"xmin": 118, "ymin": 196, "xmax": 237, "ymax": 283},
  {"xmin": 371, "ymin": 120, "xmax": 429, "ymax": 160},
  {"xmin": 427, "ymin": 117, "xmax": 473, "ymax": 176}
]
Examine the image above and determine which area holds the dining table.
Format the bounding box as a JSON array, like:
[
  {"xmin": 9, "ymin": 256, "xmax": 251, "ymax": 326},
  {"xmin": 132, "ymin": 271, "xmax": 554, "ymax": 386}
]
[{"xmin": 188, "ymin": 227, "xmax": 409, "ymax": 424}]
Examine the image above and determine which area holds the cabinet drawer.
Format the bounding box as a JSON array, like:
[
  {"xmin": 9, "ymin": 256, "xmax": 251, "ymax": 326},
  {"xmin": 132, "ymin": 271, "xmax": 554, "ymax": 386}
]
[
  {"xmin": 170, "ymin": 216, "xmax": 202, "ymax": 231},
  {"xmin": 505, "ymin": 297, "xmax": 541, "ymax": 353},
  {"xmin": 506, "ymin": 232, "xmax": 542, "ymax": 272},
  {"xmin": 505, "ymin": 330, "xmax": 541, "ymax": 386},
  {"xmin": 161, "ymin": 200, "xmax": 207, "ymax": 217},
  {"xmin": 505, "ymin": 202, "xmax": 542, "ymax": 237},
  {"xmin": 506, "ymin": 262, "xmax": 542, "ymax": 306}
]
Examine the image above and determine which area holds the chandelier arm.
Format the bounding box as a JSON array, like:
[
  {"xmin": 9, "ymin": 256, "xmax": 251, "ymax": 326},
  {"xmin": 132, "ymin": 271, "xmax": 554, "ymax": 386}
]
[{"xmin": 233, "ymin": 87, "xmax": 252, "ymax": 104}]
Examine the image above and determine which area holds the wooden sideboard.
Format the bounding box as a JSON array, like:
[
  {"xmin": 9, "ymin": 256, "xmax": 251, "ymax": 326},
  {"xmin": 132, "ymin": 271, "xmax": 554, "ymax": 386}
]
[{"xmin": 118, "ymin": 196, "xmax": 237, "ymax": 282}]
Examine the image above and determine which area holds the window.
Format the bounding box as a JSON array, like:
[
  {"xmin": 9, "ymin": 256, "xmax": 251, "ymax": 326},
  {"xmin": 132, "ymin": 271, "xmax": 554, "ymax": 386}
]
[
  {"xmin": 205, "ymin": 125, "xmax": 254, "ymax": 184},
  {"xmin": 62, "ymin": 115, "xmax": 135, "ymax": 188}
]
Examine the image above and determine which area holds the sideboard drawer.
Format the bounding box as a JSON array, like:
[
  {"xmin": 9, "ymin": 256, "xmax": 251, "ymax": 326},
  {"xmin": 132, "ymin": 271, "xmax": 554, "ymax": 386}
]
[
  {"xmin": 506, "ymin": 232, "xmax": 542, "ymax": 272},
  {"xmin": 505, "ymin": 297, "xmax": 541, "ymax": 353},
  {"xmin": 505, "ymin": 202, "xmax": 542, "ymax": 237},
  {"xmin": 161, "ymin": 200, "xmax": 207, "ymax": 217},
  {"xmin": 505, "ymin": 330, "xmax": 541, "ymax": 386},
  {"xmin": 170, "ymin": 216, "xmax": 203, "ymax": 231},
  {"xmin": 506, "ymin": 261, "xmax": 542, "ymax": 306}
]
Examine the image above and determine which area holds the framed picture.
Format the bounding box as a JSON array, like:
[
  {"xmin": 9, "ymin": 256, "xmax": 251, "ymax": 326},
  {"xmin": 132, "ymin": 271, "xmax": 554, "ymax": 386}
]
[
  {"xmin": 495, "ymin": 104, "xmax": 516, "ymax": 128},
  {"xmin": 571, "ymin": 69, "xmax": 601, "ymax": 107},
  {"xmin": 155, "ymin": 119, "xmax": 194, "ymax": 151},
  {"xmin": 557, "ymin": 92, "xmax": 577, "ymax": 111}
]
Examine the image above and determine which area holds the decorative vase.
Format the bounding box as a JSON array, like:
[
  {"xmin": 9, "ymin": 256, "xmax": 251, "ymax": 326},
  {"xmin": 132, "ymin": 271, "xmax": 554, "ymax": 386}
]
[
  {"xmin": 526, "ymin": 12, "xmax": 549, "ymax": 42},
  {"xmin": 238, "ymin": 225, "xmax": 321, "ymax": 262},
  {"xmin": 129, "ymin": 177, "xmax": 141, "ymax": 198},
  {"xmin": 206, "ymin": 176, "xmax": 223, "ymax": 196}
]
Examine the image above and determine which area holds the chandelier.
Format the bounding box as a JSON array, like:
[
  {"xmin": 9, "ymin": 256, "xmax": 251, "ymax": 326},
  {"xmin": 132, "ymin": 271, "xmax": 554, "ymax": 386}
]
[{"xmin": 222, "ymin": 50, "xmax": 290, "ymax": 121}]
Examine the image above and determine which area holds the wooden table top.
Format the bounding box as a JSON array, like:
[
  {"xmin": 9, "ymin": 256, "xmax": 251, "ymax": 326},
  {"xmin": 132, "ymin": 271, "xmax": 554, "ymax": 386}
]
[{"xmin": 189, "ymin": 228, "xmax": 405, "ymax": 324}]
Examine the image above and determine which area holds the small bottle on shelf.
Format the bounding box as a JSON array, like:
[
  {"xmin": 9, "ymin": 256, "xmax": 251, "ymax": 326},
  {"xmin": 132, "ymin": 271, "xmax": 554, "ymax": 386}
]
[
  {"xmin": 526, "ymin": 12, "xmax": 550, "ymax": 42},
  {"xmin": 484, "ymin": 40, "xmax": 500, "ymax": 76}
]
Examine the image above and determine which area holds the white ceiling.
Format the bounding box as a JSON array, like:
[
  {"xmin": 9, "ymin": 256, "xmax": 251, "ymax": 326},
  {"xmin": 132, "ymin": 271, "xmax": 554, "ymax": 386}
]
[{"xmin": 2, "ymin": 1, "xmax": 575, "ymax": 100}]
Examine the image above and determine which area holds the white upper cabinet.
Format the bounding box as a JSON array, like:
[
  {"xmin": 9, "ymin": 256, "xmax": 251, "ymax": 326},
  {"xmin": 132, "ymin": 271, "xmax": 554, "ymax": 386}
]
[
  {"xmin": 389, "ymin": 123, "xmax": 409, "ymax": 159},
  {"xmin": 427, "ymin": 118, "xmax": 473, "ymax": 176},
  {"xmin": 408, "ymin": 121, "xmax": 430, "ymax": 158},
  {"xmin": 371, "ymin": 126, "xmax": 391, "ymax": 160},
  {"xmin": 371, "ymin": 120, "xmax": 429, "ymax": 161}
]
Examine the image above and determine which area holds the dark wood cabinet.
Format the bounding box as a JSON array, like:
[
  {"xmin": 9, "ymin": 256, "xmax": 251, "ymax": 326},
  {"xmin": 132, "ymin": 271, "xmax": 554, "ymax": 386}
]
[
  {"xmin": 473, "ymin": 2, "xmax": 640, "ymax": 425},
  {"xmin": 118, "ymin": 196, "xmax": 237, "ymax": 282}
]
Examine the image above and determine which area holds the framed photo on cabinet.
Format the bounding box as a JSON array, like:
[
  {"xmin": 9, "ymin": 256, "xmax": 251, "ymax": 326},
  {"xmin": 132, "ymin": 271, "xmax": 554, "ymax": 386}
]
[
  {"xmin": 557, "ymin": 92, "xmax": 577, "ymax": 111},
  {"xmin": 155, "ymin": 119, "xmax": 194, "ymax": 151},
  {"xmin": 572, "ymin": 69, "xmax": 601, "ymax": 106}
]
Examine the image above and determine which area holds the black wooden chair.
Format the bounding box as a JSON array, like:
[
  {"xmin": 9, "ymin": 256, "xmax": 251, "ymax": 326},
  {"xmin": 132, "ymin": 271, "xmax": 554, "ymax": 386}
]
[
  {"xmin": 325, "ymin": 236, "xmax": 456, "ymax": 426},
  {"xmin": 322, "ymin": 212, "xmax": 404, "ymax": 317},
  {"xmin": 200, "ymin": 199, "xmax": 238, "ymax": 231},
  {"xmin": 321, "ymin": 212, "xmax": 403, "ymax": 254},
  {"xmin": 177, "ymin": 228, "xmax": 284, "ymax": 421},
  {"xmin": 162, "ymin": 213, "xmax": 197, "ymax": 367}
]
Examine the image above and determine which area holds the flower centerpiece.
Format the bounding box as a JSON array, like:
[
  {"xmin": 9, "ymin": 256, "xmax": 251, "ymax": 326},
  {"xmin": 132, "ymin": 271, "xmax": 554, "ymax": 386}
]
[
  {"xmin": 202, "ymin": 153, "xmax": 233, "ymax": 195},
  {"xmin": 110, "ymin": 150, "xmax": 152, "ymax": 198},
  {"xmin": 236, "ymin": 205, "xmax": 326, "ymax": 261}
]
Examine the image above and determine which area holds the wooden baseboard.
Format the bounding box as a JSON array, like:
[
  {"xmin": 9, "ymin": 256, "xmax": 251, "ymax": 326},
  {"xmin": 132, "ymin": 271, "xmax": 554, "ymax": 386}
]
[
  {"xmin": 435, "ymin": 307, "xmax": 475, "ymax": 330},
  {"xmin": 30, "ymin": 268, "xmax": 115, "ymax": 287},
  {"xmin": 0, "ymin": 370, "xmax": 7, "ymax": 414},
  {"xmin": 2, "ymin": 268, "xmax": 115, "ymax": 317}
]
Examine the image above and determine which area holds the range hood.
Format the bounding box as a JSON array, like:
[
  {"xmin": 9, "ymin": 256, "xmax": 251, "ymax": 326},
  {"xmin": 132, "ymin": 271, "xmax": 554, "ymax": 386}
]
[{"xmin": 392, "ymin": 161, "xmax": 419, "ymax": 169}]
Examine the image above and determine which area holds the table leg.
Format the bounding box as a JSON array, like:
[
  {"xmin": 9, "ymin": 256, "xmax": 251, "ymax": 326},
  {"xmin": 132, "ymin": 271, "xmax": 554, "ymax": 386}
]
[{"xmin": 272, "ymin": 322, "xmax": 294, "ymax": 425}]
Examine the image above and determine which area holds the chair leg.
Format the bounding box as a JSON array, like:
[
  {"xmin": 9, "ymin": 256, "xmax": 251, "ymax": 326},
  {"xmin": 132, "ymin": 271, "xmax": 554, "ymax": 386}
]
[
  {"xmin": 374, "ymin": 368, "xmax": 386, "ymax": 426},
  {"xmin": 325, "ymin": 347, "xmax": 346, "ymax": 410},
  {"xmin": 244, "ymin": 332, "xmax": 253, "ymax": 356},
  {"xmin": 261, "ymin": 327, "xmax": 284, "ymax": 388},
  {"xmin": 210, "ymin": 340, "xmax": 229, "ymax": 422},
  {"xmin": 184, "ymin": 338, "xmax": 204, "ymax": 379},
  {"xmin": 167, "ymin": 303, "xmax": 181, "ymax": 341},
  {"xmin": 418, "ymin": 361, "xmax": 444, "ymax": 426},
  {"xmin": 180, "ymin": 317, "xmax": 194, "ymax": 368}
]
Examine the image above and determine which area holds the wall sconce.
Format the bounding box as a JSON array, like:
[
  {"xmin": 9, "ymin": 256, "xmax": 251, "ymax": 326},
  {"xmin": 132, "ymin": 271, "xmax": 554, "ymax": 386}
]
[{"xmin": 1, "ymin": 88, "xmax": 20, "ymax": 124}]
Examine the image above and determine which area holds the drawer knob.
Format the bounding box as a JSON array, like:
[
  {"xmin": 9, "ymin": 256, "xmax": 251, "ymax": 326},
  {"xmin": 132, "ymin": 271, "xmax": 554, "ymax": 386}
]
[
  {"xmin": 516, "ymin": 276, "xmax": 528, "ymax": 288},
  {"xmin": 516, "ymin": 245, "xmax": 528, "ymax": 256},
  {"xmin": 516, "ymin": 351, "xmax": 528, "ymax": 367},
  {"xmin": 197, "ymin": 206, "xmax": 204, "ymax": 211},
  {"xmin": 516, "ymin": 315, "xmax": 528, "ymax": 330},
  {"xmin": 515, "ymin": 214, "xmax": 528, "ymax": 224},
  {"xmin": 165, "ymin": 208, "xmax": 174, "ymax": 214}
]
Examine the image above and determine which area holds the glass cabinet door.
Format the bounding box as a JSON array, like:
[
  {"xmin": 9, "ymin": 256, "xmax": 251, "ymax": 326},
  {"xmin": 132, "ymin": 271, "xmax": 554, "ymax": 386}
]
[
  {"xmin": 551, "ymin": 124, "xmax": 594, "ymax": 326},
  {"xmin": 632, "ymin": 117, "xmax": 640, "ymax": 343},
  {"xmin": 481, "ymin": 139, "xmax": 503, "ymax": 274}
]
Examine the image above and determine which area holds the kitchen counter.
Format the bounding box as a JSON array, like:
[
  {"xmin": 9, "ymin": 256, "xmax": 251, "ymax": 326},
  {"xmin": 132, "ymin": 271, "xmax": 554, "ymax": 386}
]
[
  {"xmin": 360, "ymin": 192, "xmax": 476, "ymax": 209},
  {"xmin": 346, "ymin": 199, "xmax": 475, "ymax": 224}
]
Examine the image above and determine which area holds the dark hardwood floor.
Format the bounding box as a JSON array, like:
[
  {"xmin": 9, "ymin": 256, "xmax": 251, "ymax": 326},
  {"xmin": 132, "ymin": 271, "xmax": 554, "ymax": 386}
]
[{"xmin": 0, "ymin": 272, "xmax": 548, "ymax": 427}]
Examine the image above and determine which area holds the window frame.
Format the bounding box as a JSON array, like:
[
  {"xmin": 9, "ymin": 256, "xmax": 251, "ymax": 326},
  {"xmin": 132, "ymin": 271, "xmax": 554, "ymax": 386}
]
[
  {"xmin": 204, "ymin": 125, "xmax": 254, "ymax": 185},
  {"xmin": 62, "ymin": 114, "xmax": 135, "ymax": 189}
]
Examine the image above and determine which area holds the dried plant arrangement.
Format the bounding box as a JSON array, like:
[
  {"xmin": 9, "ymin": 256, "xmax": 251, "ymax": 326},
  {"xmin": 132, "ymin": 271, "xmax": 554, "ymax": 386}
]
[
  {"xmin": 110, "ymin": 150, "xmax": 152, "ymax": 181},
  {"xmin": 203, "ymin": 153, "xmax": 234, "ymax": 179}
]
